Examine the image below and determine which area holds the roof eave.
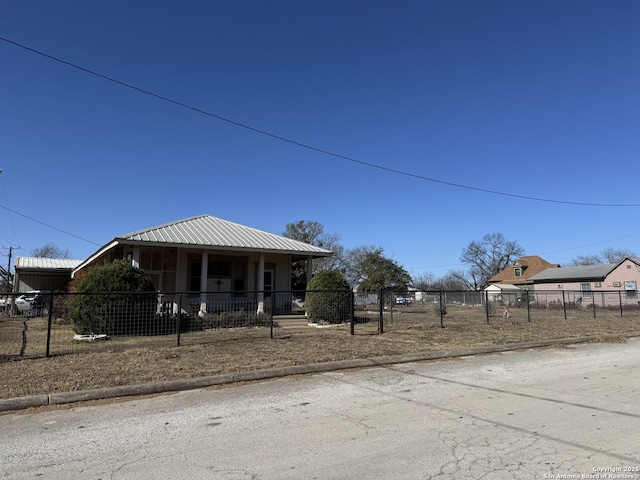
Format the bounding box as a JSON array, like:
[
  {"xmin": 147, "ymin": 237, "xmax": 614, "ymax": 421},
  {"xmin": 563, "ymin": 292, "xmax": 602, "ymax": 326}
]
[
  {"xmin": 115, "ymin": 238, "xmax": 332, "ymax": 257},
  {"xmin": 531, "ymin": 275, "xmax": 607, "ymax": 283},
  {"xmin": 71, "ymin": 240, "xmax": 120, "ymax": 278}
]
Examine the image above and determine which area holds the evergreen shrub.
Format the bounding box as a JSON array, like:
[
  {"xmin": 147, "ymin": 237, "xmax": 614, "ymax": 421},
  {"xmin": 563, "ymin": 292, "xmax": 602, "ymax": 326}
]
[
  {"xmin": 305, "ymin": 270, "xmax": 351, "ymax": 324},
  {"xmin": 68, "ymin": 260, "xmax": 157, "ymax": 335}
]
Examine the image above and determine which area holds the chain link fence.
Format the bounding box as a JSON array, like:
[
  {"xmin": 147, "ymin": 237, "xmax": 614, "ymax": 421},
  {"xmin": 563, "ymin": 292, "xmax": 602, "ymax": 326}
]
[
  {"xmin": 0, "ymin": 290, "xmax": 351, "ymax": 359},
  {"xmin": 2, "ymin": 288, "xmax": 639, "ymax": 360},
  {"xmin": 373, "ymin": 289, "xmax": 640, "ymax": 332}
]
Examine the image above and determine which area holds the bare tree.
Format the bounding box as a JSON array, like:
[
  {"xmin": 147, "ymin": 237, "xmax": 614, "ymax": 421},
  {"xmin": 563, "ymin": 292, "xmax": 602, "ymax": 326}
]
[
  {"xmin": 602, "ymin": 247, "xmax": 636, "ymax": 263},
  {"xmin": 413, "ymin": 272, "xmax": 437, "ymax": 292},
  {"xmin": 460, "ymin": 233, "xmax": 524, "ymax": 289},
  {"xmin": 569, "ymin": 254, "xmax": 602, "ymax": 266},
  {"xmin": 283, "ymin": 220, "xmax": 344, "ymax": 290},
  {"xmin": 31, "ymin": 243, "xmax": 70, "ymax": 259},
  {"xmin": 413, "ymin": 271, "xmax": 473, "ymax": 291},
  {"xmin": 570, "ymin": 248, "xmax": 636, "ymax": 266},
  {"xmin": 441, "ymin": 270, "xmax": 476, "ymax": 291}
]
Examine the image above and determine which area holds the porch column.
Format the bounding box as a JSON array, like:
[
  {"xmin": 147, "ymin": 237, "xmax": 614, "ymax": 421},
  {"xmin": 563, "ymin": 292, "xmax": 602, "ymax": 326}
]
[
  {"xmin": 132, "ymin": 246, "xmax": 141, "ymax": 268},
  {"xmin": 306, "ymin": 256, "xmax": 313, "ymax": 286},
  {"xmin": 257, "ymin": 253, "xmax": 265, "ymax": 313},
  {"xmin": 199, "ymin": 251, "xmax": 209, "ymax": 317}
]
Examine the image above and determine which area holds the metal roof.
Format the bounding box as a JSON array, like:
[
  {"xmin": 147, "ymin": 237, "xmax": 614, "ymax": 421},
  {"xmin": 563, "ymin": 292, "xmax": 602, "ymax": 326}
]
[
  {"xmin": 485, "ymin": 283, "xmax": 521, "ymax": 292},
  {"xmin": 117, "ymin": 215, "xmax": 333, "ymax": 256},
  {"xmin": 528, "ymin": 263, "xmax": 616, "ymax": 282},
  {"xmin": 15, "ymin": 257, "xmax": 84, "ymax": 270}
]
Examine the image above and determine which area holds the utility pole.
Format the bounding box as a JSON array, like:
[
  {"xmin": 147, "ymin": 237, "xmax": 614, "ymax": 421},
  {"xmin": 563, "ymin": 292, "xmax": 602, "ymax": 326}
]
[
  {"xmin": 6, "ymin": 245, "xmax": 13, "ymax": 289},
  {"xmin": 1, "ymin": 168, "xmax": 19, "ymax": 294},
  {"xmin": 2, "ymin": 245, "xmax": 19, "ymax": 292},
  {"xmin": 2, "ymin": 246, "xmax": 18, "ymax": 316}
]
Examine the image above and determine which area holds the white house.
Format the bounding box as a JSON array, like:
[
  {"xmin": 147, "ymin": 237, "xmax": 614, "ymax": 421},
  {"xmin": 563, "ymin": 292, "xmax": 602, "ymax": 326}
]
[{"xmin": 71, "ymin": 215, "xmax": 333, "ymax": 315}]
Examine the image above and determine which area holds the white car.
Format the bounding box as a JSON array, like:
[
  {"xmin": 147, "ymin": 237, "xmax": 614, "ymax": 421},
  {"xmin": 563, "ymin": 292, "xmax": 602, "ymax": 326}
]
[
  {"xmin": 395, "ymin": 296, "xmax": 412, "ymax": 305},
  {"xmin": 14, "ymin": 291, "xmax": 50, "ymax": 315},
  {"xmin": 14, "ymin": 294, "xmax": 36, "ymax": 313}
]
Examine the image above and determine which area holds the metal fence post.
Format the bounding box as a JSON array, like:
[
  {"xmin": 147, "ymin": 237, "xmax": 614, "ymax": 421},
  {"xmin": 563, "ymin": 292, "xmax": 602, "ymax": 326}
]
[
  {"xmin": 562, "ymin": 290, "xmax": 567, "ymax": 320},
  {"xmin": 439, "ymin": 291, "xmax": 445, "ymax": 328},
  {"xmin": 270, "ymin": 308, "xmax": 274, "ymax": 339},
  {"xmin": 592, "ymin": 294, "xmax": 596, "ymax": 318},
  {"xmin": 379, "ymin": 288, "xmax": 384, "ymax": 334},
  {"xmin": 45, "ymin": 292, "xmax": 54, "ymax": 357},
  {"xmin": 619, "ymin": 290, "xmax": 623, "ymax": 317},
  {"xmin": 526, "ymin": 289, "xmax": 531, "ymax": 324},
  {"xmin": 350, "ymin": 289, "xmax": 355, "ymax": 335},
  {"xmin": 484, "ymin": 290, "xmax": 490, "ymax": 325},
  {"xmin": 176, "ymin": 293, "xmax": 182, "ymax": 346}
]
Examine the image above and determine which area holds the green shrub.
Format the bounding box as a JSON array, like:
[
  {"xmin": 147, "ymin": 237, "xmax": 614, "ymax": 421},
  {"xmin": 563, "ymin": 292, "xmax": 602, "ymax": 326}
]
[
  {"xmin": 201, "ymin": 310, "xmax": 272, "ymax": 329},
  {"xmin": 68, "ymin": 260, "xmax": 157, "ymax": 335},
  {"xmin": 305, "ymin": 270, "xmax": 351, "ymax": 324}
]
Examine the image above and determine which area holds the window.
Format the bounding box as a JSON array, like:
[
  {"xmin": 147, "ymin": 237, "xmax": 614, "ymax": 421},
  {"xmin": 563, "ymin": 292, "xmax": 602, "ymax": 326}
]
[
  {"xmin": 138, "ymin": 247, "xmax": 177, "ymax": 291},
  {"xmin": 188, "ymin": 256, "xmax": 246, "ymax": 293},
  {"xmin": 613, "ymin": 281, "xmax": 621, "ymax": 287},
  {"xmin": 625, "ymin": 281, "xmax": 637, "ymax": 299},
  {"xmin": 208, "ymin": 261, "xmax": 231, "ymax": 277},
  {"xmin": 234, "ymin": 278, "xmax": 245, "ymax": 291},
  {"xmin": 581, "ymin": 283, "xmax": 592, "ymax": 299},
  {"xmin": 189, "ymin": 258, "xmax": 202, "ymax": 292},
  {"xmin": 514, "ymin": 267, "xmax": 522, "ymax": 277}
]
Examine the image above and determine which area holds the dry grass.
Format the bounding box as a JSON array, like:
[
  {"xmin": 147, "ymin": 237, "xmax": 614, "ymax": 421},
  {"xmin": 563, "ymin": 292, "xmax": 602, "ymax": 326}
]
[{"xmin": 1, "ymin": 304, "xmax": 640, "ymax": 400}]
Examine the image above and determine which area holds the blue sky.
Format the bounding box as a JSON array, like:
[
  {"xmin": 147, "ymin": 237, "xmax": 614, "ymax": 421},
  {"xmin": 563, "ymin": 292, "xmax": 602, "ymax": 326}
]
[{"xmin": 1, "ymin": 1, "xmax": 639, "ymax": 279}]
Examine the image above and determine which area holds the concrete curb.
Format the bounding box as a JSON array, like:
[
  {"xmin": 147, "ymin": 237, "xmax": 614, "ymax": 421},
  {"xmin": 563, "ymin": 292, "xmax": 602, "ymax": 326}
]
[{"xmin": 2, "ymin": 332, "xmax": 639, "ymax": 412}]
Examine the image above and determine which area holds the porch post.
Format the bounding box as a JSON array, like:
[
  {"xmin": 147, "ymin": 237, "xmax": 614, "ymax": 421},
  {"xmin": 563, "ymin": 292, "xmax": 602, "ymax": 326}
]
[
  {"xmin": 306, "ymin": 256, "xmax": 313, "ymax": 286},
  {"xmin": 199, "ymin": 251, "xmax": 209, "ymax": 316},
  {"xmin": 257, "ymin": 253, "xmax": 265, "ymax": 313},
  {"xmin": 132, "ymin": 246, "xmax": 141, "ymax": 268}
]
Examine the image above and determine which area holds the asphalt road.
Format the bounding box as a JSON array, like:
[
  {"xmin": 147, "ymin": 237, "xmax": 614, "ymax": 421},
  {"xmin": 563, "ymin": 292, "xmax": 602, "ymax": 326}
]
[{"xmin": 2, "ymin": 339, "xmax": 640, "ymax": 480}]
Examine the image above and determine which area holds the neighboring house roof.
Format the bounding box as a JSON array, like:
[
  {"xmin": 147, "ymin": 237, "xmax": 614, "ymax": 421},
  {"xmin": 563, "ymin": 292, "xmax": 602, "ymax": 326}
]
[
  {"xmin": 488, "ymin": 255, "xmax": 560, "ymax": 285},
  {"xmin": 484, "ymin": 283, "xmax": 521, "ymax": 292},
  {"xmin": 15, "ymin": 257, "xmax": 84, "ymax": 270},
  {"xmin": 74, "ymin": 215, "xmax": 333, "ymax": 275},
  {"xmin": 529, "ymin": 263, "xmax": 618, "ymax": 282}
]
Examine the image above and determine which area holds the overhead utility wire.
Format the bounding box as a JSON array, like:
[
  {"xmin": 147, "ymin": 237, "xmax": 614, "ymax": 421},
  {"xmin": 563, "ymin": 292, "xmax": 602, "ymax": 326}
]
[
  {"xmin": 0, "ymin": 168, "xmax": 20, "ymax": 246},
  {"xmin": 2, "ymin": 36, "xmax": 639, "ymax": 208},
  {"xmin": 539, "ymin": 232, "xmax": 640, "ymax": 256},
  {"xmin": 0, "ymin": 203, "xmax": 100, "ymax": 246}
]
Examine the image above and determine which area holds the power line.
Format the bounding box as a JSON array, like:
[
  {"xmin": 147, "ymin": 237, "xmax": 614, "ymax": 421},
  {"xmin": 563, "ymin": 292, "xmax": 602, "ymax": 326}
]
[
  {"xmin": 2, "ymin": 35, "xmax": 640, "ymax": 208},
  {"xmin": 408, "ymin": 232, "xmax": 640, "ymax": 272},
  {"xmin": 0, "ymin": 168, "xmax": 20, "ymax": 246},
  {"xmin": 0, "ymin": 203, "xmax": 100, "ymax": 246},
  {"xmin": 539, "ymin": 232, "xmax": 640, "ymax": 256}
]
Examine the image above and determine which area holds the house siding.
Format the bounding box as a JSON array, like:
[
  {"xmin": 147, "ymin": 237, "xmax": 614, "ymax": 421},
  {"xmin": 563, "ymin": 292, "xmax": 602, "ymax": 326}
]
[
  {"xmin": 603, "ymin": 259, "xmax": 640, "ymax": 291},
  {"xmin": 529, "ymin": 259, "xmax": 640, "ymax": 306}
]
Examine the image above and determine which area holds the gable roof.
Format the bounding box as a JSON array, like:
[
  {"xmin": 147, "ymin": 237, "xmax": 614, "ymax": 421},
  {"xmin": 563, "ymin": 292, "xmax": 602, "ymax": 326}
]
[
  {"xmin": 484, "ymin": 283, "xmax": 521, "ymax": 292},
  {"xmin": 74, "ymin": 215, "xmax": 333, "ymax": 276},
  {"xmin": 488, "ymin": 255, "xmax": 560, "ymax": 284},
  {"xmin": 529, "ymin": 263, "xmax": 617, "ymax": 282},
  {"xmin": 529, "ymin": 257, "xmax": 640, "ymax": 283}
]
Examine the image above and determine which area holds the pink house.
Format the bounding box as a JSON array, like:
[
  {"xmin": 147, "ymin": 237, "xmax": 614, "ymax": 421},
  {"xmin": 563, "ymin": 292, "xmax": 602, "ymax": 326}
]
[{"xmin": 528, "ymin": 257, "xmax": 640, "ymax": 306}]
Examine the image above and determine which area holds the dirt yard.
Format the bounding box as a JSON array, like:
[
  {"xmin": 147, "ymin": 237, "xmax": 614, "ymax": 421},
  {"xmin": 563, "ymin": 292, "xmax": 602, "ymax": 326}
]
[{"xmin": 2, "ymin": 305, "xmax": 639, "ymax": 400}]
